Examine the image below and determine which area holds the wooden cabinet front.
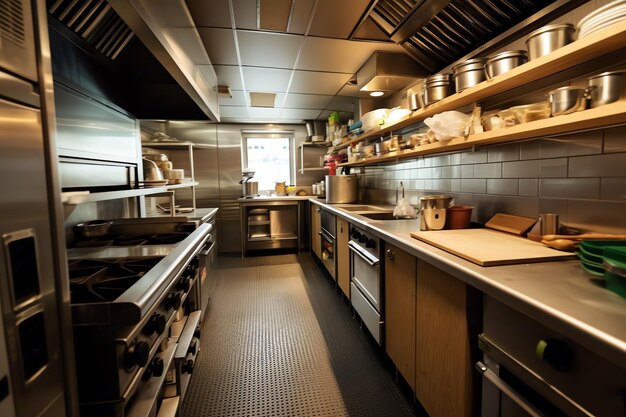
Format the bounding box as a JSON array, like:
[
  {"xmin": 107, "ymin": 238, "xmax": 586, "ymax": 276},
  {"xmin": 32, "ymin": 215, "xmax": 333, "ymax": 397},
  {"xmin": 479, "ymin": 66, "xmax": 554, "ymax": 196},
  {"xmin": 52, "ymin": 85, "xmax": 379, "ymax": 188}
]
[
  {"xmin": 311, "ymin": 204, "xmax": 321, "ymax": 258},
  {"xmin": 336, "ymin": 217, "xmax": 350, "ymax": 297},
  {"xmin": 415, "ymin": 260, "xmax": 472, "ymax": 417},
  {"xmin": 384, "ymin": 243, "xmax": 416, "ymax": 390}
]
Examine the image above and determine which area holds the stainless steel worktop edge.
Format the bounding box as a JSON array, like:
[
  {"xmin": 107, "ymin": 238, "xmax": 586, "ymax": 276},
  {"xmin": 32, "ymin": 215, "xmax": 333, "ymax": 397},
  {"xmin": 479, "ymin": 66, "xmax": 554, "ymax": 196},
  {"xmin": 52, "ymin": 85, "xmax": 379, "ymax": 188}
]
[{"xmin": 310, "ymin": 199, "xmax": 626, "ymax": 368}]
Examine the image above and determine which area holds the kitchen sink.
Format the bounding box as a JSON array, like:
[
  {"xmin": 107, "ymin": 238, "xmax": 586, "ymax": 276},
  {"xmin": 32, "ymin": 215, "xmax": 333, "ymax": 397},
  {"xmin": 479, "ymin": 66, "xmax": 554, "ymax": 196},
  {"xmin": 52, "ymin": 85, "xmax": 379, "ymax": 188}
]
[
  {"xmin": 339, "ymin": 205, "xmax": 380, "ymax": 211},
  {"xmin": 358, "ymin": 212, "xmax": 405, "ymax": 220}
]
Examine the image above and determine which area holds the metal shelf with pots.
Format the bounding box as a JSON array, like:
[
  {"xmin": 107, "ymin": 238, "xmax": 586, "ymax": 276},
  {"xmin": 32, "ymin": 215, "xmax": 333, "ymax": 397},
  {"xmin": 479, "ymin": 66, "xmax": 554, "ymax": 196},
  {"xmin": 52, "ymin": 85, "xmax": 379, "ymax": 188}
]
[{"xmin": 341, "ymin": 21, "xmax": 626, "ymax": 153}]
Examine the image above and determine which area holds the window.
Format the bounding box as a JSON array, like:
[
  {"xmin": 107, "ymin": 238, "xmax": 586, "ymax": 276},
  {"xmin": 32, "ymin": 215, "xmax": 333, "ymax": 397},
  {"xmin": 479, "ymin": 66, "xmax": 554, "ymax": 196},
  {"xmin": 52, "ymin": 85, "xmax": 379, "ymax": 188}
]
[{"xmin": 242, "ymin": 133, "xmax": 294, "ymax": 191}]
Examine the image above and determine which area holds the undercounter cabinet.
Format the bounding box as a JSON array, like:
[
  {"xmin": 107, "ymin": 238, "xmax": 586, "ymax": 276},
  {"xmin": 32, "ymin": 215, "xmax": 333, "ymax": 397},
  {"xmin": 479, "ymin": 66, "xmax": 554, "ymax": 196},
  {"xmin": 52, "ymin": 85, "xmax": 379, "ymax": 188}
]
[{"xmin": 240, "ymin": 200, "xmax": 300, "ymax": 256}]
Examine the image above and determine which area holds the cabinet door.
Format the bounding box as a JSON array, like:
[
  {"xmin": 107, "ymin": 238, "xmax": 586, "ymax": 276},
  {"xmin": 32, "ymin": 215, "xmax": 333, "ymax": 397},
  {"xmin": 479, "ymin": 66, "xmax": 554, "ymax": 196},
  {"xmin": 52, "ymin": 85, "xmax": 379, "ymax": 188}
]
[
  {"xmin": 385, "ymin": 243, "xmax": 416, "ymax": 390},
  {"xmin": 311, "ymin": 204, "xmax": 321, "ymax": 258},
  {"xmin": 415, "ymin": 260, "xmax": 472, "ymax": 417},
  {"xmin": 336, "ymin": 218, "xmax": 350, "ymax": 297}
]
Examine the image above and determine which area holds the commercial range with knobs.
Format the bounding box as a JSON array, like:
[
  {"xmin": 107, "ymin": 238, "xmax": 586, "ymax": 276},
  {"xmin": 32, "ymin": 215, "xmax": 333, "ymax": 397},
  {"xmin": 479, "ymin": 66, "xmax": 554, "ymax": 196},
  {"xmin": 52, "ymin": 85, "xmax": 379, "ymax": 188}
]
[{"xmin": 2, "ymin": 1, "xmax": 626, "ymax": 417}]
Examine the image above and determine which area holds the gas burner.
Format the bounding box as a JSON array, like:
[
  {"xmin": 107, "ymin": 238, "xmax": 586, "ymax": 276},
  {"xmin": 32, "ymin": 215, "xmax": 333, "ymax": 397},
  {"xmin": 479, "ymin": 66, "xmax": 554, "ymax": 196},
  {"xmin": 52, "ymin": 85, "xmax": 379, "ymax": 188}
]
[
  {"xmin": 74, "ymin": 232, "xmax": 191, "ymax": 248},
  {"xmin": 68, "ymin": 257, "xmax": 163, "ymax": 303}
]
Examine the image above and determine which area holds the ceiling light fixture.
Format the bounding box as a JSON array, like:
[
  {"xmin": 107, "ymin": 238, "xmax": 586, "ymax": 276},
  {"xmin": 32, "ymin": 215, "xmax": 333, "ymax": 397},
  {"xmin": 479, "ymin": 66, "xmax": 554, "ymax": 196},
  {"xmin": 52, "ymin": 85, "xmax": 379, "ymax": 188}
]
[{"xmin": 370, "ymin": 91, "xmax": 384, "ymax": 97}]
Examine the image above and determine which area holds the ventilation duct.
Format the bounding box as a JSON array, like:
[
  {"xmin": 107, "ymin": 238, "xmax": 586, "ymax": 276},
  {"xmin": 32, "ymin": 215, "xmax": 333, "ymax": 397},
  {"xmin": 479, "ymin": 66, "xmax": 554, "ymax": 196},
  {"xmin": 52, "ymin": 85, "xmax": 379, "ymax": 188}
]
[
  {"xmin": 368, "ymin": 0, "xmax": 560, "ymax": 73},
  {"xmin": 356, "ymin": 51, "xmax": 426, "ymax": 97}
]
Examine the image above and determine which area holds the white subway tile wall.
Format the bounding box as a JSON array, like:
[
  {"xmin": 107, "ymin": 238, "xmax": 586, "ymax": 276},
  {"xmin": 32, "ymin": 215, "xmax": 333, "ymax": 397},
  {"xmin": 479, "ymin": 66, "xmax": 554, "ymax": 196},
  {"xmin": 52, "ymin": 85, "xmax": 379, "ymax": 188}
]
[{"xmin": 354, "ymin": 126, "xmax": 626, "ymax": 233}]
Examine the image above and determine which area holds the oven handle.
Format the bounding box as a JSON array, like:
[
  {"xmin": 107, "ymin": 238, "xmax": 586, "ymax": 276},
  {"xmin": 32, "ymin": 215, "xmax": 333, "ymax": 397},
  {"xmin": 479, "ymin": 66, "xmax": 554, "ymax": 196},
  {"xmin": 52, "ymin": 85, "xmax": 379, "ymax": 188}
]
[
  {"xmin": 199, "ymin": 240, "xmax": 215, "ymax": 257},
  {"xmin": 348, "ymin": 240, "xmax": 379, "ymax": 266},
  {"xmin": 318, "ymin": 228, "xmax": 335, "ymax": 243},
  {"xmin": 476, "ymin": 361, "xmax": 544, "ymax": 417}
]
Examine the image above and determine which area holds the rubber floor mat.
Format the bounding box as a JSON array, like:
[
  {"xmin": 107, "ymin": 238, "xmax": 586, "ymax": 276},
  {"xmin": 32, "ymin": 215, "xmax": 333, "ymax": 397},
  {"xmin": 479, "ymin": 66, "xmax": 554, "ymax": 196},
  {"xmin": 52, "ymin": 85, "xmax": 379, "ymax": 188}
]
[{"xmin": 180, "ymin": 254, "xmax": 416, "ymax": 417}]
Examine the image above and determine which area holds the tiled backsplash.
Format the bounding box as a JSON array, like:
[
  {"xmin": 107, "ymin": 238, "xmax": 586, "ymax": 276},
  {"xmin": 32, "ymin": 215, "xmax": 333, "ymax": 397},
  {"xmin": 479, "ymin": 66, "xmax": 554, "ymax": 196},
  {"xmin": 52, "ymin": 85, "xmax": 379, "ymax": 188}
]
[{"xmin": 355, "ymin": 125, "xmax": 626, "ymax": 234}]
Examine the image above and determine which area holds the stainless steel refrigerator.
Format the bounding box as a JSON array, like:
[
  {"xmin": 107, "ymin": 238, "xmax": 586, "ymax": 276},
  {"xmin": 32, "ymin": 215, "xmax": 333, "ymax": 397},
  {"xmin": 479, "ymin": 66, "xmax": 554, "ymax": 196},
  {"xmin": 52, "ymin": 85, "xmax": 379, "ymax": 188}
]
[{"xmin": 0, "ymin": 0, "xmax": 73, "ymax": 415}]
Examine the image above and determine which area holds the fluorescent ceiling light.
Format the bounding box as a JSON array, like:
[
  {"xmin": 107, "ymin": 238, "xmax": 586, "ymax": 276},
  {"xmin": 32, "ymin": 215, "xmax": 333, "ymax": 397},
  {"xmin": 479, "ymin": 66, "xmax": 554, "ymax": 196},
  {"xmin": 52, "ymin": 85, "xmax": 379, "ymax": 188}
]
[{"xmin": 369, "ymin": 91, "xmax": 384, "ymax": 97}]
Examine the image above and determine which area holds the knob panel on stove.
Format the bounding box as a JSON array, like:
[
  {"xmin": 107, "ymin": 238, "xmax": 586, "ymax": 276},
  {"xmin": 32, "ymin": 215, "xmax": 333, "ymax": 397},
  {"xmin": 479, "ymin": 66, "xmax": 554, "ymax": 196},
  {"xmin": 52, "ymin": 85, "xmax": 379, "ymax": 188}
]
[
  {"xmin": 143, "ymin": 313, "xmax": 167, "ymax": 336},
  {"xmin": 165, "ymin": 292, "xmax": 183, "ymax": 311},
  {"xmin": 124, "ymin": 341, "xmax": 150, "ymax": 371},
  {"xmin": 358, "ymin": 235, "xmax": 368, "ymax": 244},
  {"xmin": 365, "ymin": 239, "xmax": 376, "ymax": 249}
]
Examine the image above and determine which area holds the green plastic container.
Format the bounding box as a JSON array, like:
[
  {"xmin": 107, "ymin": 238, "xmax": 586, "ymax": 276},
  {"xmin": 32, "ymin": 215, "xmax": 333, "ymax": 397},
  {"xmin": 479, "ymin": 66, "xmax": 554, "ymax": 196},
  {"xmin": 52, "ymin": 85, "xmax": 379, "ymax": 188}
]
[{"xmin": 580, "ymin": 240, "xmax": 626, "ymax": 256}]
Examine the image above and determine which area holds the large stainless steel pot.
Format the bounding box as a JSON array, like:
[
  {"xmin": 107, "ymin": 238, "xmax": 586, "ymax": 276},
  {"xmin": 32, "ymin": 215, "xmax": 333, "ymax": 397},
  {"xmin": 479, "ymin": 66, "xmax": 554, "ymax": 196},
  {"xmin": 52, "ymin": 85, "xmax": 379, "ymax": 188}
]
[
  {"xmin": 242, "ymin": 181, "xmax": 258, "ymax": 196},
  {"xmin": 485, "ymin": 51, "xmax": 528, "ymax": 79},
  {"xmin": 587, "ymin": 70, "xmax": 626, "ymax": 108},
  {"xmin": 548, "ymin": 86, "xmax": 587, "ymax": 116},
  {"xmin": 525, "ymin": 24, "xmax": 575, "ymax": 60},
  {"xmin": 325, "ymin": 175, "xmax": 357, "ymax": 204},
  {"xmin": 423, "ymin": 74, "xmax": 454, "ymax": 106},
  {"xmin": 452, "ymin": 58, "xmax": 487, "ymax": 92}
]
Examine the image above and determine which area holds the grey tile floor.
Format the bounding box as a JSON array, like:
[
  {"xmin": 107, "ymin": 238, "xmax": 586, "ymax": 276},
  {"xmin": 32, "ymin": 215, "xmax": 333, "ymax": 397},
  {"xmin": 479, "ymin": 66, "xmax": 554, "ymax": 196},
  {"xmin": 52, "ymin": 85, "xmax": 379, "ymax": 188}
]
[{"xmin": 180, "ymin": 254, "xmax": 417, "ymax": 417}]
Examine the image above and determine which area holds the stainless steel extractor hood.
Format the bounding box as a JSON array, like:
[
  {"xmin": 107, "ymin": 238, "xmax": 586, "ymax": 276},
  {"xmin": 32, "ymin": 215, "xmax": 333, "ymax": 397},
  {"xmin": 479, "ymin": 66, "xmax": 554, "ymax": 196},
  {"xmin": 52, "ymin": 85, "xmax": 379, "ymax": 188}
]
[{"xmin": 356, "ymin": 51, "xmax": 426, "ymax": 97}]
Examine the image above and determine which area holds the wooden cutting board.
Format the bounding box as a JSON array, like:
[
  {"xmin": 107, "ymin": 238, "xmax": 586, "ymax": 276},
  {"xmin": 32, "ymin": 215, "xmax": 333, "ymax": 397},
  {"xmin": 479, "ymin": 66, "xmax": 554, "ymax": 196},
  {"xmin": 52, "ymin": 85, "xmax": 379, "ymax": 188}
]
[
  {"xmin": 485, "ymin": 213, "xmax": 537, "ymax": 235},
  {"xmin": 410, "ymin": 229, "xmax": 577, "ymax": 266}
]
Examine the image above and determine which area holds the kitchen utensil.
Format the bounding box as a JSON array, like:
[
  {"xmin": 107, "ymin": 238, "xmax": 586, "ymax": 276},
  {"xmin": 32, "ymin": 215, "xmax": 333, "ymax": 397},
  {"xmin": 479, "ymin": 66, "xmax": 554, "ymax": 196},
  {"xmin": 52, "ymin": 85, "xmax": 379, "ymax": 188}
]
[
  {"xmin": 541, "ymin": 238, "xmax": 578, "ymax": 251},
  {"xmin": 142, "ymin": 157, "xmax": 164, "ymax": 181},
  {"xmin": 242, "ymin": 181, "xmax": 258, "ymax": 197},
  {"xmin": 485, "ymin": 50, "xmax": 528, "ymax": 79},
  {"xmin": 539, "ymin": 213, "xmax": 559, "ymax": 235},
  {"xmin": 445, "ymin": 205, "xmax": 473, "ymax": 229},
  {"xmin": 452, "ymin": 58, "xmax": 488, "ymax": 92},
  {"xmin": 408, "ymin": 92, "xmax": 423, "ymax": 110},
  {"xmin": 525, "ymin": 24, "xmax": 575, "ymax": 60},
  {"xmin": 542, "ymin": 233, "xmax": 626, "ymax": 241},
  {"xmin": 411, "ymin": 229, "xmax": 577, "ymax": 266},
  {"xmin": 578, "ymin": 0, "xmax": 626, "ymax": 38},
  {"xmin": 548, "ymin": 86, "xmax": 588, "ymax": 116},
  {"xmin": 587, "ymin": 70, "xmax": 626, "ymax": 107},
  {"xmin": 419, "ymin": 195, "xmax": 453, "ymax": 231},
  {"xmin": 75, "ymin": 219, "xmax": 113, "ymax": 238},
  {"xmin": 325, "ymin": 175, "xmax": 358, "ymax": 204},
  {"xmin": 423, "ymin": 74, "xmax": 454, "ymax": 106},
  {"xmin": 484, "ymin": 213, "xmax": 537, "ymax": 236}
]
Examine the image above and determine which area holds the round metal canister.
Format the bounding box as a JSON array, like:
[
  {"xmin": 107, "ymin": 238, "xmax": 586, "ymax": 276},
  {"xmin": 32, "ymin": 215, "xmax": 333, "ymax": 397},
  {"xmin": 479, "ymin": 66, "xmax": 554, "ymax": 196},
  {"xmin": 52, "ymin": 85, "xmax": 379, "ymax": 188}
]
[
  {"xmin": 525, "ymin": 24, "xmax": 575, "ymax": 60},
  {"xmin": 587, "ymin": 70, "xmax": 626, "ymax": 108},
  {"xmin": 452, "ymin": 58, "xmax": 488, "ymax": 92},
  {"xmin": 485, "ymin": 50, "xmax": 528, "ymax": 79},
  {"xmin": 419, "ymin": 195, "xmax": 453, "ymax": 231},
  {"xmin": 423, "ymin": 74, "xmax": 454, "ymax": 106}
]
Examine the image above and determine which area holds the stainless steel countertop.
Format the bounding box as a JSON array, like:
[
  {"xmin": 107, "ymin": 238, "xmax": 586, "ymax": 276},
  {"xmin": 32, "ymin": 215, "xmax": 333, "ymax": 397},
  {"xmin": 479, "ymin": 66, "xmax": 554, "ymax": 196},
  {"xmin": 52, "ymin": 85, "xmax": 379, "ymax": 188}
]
[
  {"xmin": 237, "ymin": 196, "xmax": 317, "ymax": 202},
  {"xmin": 310, "ymin": 199, "xmax": 626, "ymax": 368},
  {"xmin": 146, "ymin": 207, "xmax": 219, "ymax": 223}
]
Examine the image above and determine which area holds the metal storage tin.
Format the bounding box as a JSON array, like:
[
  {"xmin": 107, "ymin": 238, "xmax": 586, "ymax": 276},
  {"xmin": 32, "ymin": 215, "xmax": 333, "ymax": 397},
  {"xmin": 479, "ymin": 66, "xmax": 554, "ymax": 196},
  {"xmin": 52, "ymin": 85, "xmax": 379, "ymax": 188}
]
[
  {"xmin": 485, "ymin": 50, "xmax": 528, "ymax": 79},
  {"xmin": 423, "ymin": 74, "xmax": 454, "ymax": 106},
  {"xmin": 452, "ymin": 58, "xmax": 488, "ymax": 92},
  {"xmin": 525, "ymin": 24, "xmax": 575, "ymax": 60}
]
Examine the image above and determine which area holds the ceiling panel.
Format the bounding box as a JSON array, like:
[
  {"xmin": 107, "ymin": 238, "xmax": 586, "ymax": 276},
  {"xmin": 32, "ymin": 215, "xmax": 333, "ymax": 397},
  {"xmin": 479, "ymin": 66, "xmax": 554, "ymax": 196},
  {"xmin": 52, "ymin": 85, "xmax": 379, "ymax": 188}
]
[
  {"xmin": 352, "ymin": 16, "xmax": 392, "ymax": 41},
  {"xmin": 288, "ymin": 0, "xmax": 316, "ymax": 34},
  {"xmin": 213, "ymin": 65, "xmax": 244, "ymax": 90},
  {"xmin": 248, "ymin": 107, "xmax": 282, "ymax": 118},
  {"xmin": 220, "ymin": 106, "xmax": 249, "ymax": 118},
  {"xmin": 197, "ymin": 28, "xmax": 238, "ymax": 65},
  {"xmin": 280, "ymin": 108, "xmax": 322, "ymax": 120},
  {"xmin": 297, "ymin": 37, "xmax": 405, "ymax": 73},
  {"xmin": 290, "ymin": 71, "xmax": 352, "ymax": 95},
  {"xmin": 242, "ymin": 67, "xmax": 292, "ymax": 92},
  {"xmin": 308, "ymin": 0, "xmax": 370, "ymax": 39},
  {"xmin": 237, "ymin": 31, "xmax": 303, "ymax": 69},
  {"xmin": 218, "ymin": 90, "xmax": 248, "ymax": 106},
  {"xmin": 283, "ymin": 93, "xmax": 333, "ymax": 109},
  {"xmin": 233, "ymin": 0, "xmax": 257, "ymax": 29},
  {"xmin": 186, "ymin": 0, "xmax": 231, "ymax": 28},
  {"xmin": 326, "ymin": 96, "xmax": 358, "ymax": 112}
]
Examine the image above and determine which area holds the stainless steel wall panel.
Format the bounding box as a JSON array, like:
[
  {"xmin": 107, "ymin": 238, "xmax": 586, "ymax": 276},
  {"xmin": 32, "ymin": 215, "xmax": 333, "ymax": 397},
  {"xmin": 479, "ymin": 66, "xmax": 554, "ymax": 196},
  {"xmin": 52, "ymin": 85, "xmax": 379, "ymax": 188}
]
[
  {"xmin": 600, "ymin": 178, "xmax": 626, "ymax": 201},
  {"xmin": 568, "ymin": 153, "xmax": 626, "ymax": 177},
  {"xmin": 540, "ymin": 178, "xmax": 600, "ymax": 200},
  {"xmin": 603, "ymin": 126, "xmax": 626, "ymax": 154},
  {"xmin": 502, "ymin": 160, "xmax": 541, "ymax": 178},
  {"xmin": 487, "ymin": 143, "xmax": 520, "ymax": 162},
  {"xmin": 487, "ymin": 179, "xmax": 518, "ymax": 196},
  {"xmin": 474, "ymin": 163, "xmax": 502, "ymax": 179},
  {"xmin": 460, "ymin": 178, "xmax": 486, "ymax": 193},
  {"xmin": 216, "ymin": 125, "xmax": 244, "ymax": 253},
  {"xmin": 518, "ymin": 179, "xmax": 539, "ymax": 197},
  {"xmin": 542, "ymin": 131, "xmax": 602, "ymax": 158},
  {"xmin": 539, "ymin": 158, "xmax": 568, "ymax": 178}
]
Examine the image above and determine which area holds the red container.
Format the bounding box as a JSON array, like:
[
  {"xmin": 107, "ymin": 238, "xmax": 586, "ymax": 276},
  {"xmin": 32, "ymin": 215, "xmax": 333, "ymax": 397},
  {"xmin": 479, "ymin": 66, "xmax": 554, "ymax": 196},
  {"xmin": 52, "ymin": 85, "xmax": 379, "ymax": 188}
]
[{"xmin": 445, "ymin": 205, "xmax": 473, "ymax": 229}]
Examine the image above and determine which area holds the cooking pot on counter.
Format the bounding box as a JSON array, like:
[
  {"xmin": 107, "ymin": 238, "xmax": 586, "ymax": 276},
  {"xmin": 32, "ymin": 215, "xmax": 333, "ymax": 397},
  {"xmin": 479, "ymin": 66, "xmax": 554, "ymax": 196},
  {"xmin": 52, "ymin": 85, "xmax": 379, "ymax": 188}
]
[
  {"xmin": 325, "ymin": 175, "xmax": 357, "ymax": 204},
  {"xmin": 420, "ymin": 195, "xmax": 453, "ymax": 231}
]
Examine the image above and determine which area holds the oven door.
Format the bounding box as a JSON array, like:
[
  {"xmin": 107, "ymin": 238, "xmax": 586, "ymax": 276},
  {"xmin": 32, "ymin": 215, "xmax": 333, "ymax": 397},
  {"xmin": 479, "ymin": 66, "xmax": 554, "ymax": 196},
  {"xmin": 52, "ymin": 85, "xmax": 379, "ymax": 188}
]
[{"xmin": 348, "ymin": 240, "xmax": 381, "ymax": 310}]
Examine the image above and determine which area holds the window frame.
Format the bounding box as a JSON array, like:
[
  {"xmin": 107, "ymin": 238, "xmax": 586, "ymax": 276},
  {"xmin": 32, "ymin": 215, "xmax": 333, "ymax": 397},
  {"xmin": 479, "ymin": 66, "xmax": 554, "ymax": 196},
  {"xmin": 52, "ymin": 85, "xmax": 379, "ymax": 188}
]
[{"xmin": 241, "ymin": 130, "xmax": 295, "ymax": 192}]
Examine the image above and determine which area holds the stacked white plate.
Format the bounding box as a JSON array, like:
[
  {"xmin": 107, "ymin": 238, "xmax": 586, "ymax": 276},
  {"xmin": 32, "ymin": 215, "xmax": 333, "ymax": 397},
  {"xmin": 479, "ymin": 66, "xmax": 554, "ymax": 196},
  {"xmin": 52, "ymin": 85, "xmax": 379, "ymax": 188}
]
[{"xmin": 578, "ymin": 0, "xmax": 626, "ymax": 38}]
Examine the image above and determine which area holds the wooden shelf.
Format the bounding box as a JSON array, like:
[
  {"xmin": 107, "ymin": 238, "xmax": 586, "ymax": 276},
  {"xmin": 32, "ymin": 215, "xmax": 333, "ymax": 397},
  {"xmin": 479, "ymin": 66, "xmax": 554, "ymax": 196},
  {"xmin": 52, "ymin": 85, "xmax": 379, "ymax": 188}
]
[
  {"xmin": 62, "ymin": 181, "xmax": 199, "ymax": 205},
  {"xmin": 339, "ymin": 101, "xmax": 626, "ymax": 167},
  {"xmin": 346, "ymin": 21, "xmax": 626, "ymax": 147},
  {"xmin": 299, "ymin": 142, "xmax": 331, "ymax": 147},
  {"xmin": 299, "ymin": 167, "xmax": 329, "ymax": 173}
]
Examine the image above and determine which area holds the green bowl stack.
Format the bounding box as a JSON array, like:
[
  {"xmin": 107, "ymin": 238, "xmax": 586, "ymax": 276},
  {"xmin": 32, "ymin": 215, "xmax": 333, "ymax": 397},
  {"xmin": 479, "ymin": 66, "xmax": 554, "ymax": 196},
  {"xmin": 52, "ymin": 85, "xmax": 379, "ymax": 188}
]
[{"xmin": 577, "ymin": 240, "xmax": 626, "ymax": 299}]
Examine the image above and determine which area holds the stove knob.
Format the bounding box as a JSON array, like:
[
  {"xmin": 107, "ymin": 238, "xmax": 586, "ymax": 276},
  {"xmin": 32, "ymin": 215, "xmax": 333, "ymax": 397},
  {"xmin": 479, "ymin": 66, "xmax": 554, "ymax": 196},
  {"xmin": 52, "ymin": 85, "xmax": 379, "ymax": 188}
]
[
  {"xmin": 181, "ymin": 357, "xmax": 194, "ymax": 374},
  {"xmin": 144, "ymin": 313, "xmax": 167, "ymax": 336},
  {"xmin": 193, "ymin": 328, "xmax": 201, "ymax": 339},
  {"xmin": 150, "ymin": 357, "xmax": 164, "ymax": 377},
  {"xmin": 188, "ymin": 337, "xmax": 199, "ymax": 355},
  {"xmin": 177, "ymin": 277, "xmax": 192, "ymax": 292},
  {"xmin": 165, "ymin": 292, "xmax": 183, "ymax": 311},
  {"xmin": 365, "ymin": 239, "xmax": 376, "ymax": 249},
  {"xmin": 125, "ymin": 341, "xmax": 150, "ymax": 370},
  {"xmin": 536, "ymin": 339, "xmax": 572, "ymax": 371},
  {"xmin": 358, "ymin": 235, "xmax": 368, "ymax": 244},
  {"xmin": 351, "ymin": 229, "xmax": 361, "ymax": 239}
]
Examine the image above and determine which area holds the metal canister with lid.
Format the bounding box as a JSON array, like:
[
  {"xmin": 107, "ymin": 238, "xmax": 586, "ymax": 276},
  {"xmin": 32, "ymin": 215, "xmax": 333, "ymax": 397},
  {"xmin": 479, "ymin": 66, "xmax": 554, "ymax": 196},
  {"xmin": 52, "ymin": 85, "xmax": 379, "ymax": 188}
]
[
  {"xmin": 419, "ymin": 195, "xmax": 453, "ymax": 231},
  {"xmin": 423, "ymin": 74, "xmax": 454, "ymax": 106}
]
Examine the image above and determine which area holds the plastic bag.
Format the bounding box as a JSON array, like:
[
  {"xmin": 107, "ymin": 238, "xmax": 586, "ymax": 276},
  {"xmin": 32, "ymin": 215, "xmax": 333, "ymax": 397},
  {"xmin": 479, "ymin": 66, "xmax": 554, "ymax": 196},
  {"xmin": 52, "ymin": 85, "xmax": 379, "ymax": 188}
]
[
  {"xmin": 423, "ymin": 111, "xmax": 471, "ymax": 141},
  {"xmin": 393, "ymin": 198, "xmax": 417, "ymax": 219}
]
